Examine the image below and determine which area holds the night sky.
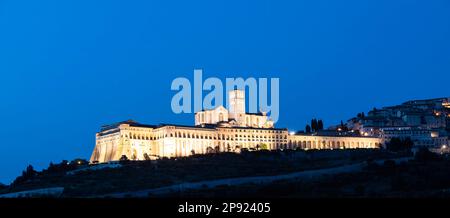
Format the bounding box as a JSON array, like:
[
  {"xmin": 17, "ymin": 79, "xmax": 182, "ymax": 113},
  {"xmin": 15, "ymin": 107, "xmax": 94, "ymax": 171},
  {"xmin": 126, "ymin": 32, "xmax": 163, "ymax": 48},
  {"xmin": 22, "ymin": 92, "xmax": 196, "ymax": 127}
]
[{"xmin": 1, "ymin": 0, "xmax": 450, "ymax": 183}]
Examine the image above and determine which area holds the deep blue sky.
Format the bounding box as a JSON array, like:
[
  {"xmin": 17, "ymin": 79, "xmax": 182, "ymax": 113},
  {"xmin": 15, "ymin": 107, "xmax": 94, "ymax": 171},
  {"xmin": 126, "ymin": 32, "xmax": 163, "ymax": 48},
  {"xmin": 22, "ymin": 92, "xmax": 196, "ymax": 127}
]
[{"xmin": 1, "ymin": 0, "xmax": 450, "ymax": 183}]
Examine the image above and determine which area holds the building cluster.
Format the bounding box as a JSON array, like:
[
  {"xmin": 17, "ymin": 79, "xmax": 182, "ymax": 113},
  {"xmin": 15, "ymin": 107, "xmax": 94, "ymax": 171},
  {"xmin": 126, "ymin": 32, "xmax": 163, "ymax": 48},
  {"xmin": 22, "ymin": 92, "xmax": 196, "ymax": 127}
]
[
  {"xmin": 194, "ymin": 90, "xmax": 274, "ymax": 128},
  {"xmin": 90, "ymin": 90, "xmax": 381, "ymax": 163},
  {"xmin": 345, "ymin": 97, "xmax": 450, "ymax": 149}
]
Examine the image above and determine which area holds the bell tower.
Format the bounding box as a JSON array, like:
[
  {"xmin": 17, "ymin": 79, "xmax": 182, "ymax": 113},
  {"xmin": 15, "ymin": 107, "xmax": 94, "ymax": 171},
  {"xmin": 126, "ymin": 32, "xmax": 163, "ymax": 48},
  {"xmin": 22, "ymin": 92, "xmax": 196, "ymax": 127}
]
[{"xmin": 228, "ymin": 89, "xmax": 245, "ymax": 120}]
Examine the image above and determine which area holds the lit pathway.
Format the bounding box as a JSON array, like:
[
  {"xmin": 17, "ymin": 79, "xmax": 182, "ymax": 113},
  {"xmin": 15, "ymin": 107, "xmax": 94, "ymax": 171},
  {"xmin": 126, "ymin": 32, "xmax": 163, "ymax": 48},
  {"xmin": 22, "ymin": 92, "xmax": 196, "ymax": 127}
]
[{"xmin": 101, "ymin": 157, "xmax": 412, "ymax": 198}]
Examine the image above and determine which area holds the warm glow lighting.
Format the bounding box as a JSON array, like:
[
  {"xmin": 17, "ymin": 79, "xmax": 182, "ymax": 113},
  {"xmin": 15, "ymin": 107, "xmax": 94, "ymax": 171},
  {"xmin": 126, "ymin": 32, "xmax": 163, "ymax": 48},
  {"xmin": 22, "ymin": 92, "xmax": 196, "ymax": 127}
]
[{"xmin": 442, "ymin": 145, "xmax": 447, "ymax": 149}]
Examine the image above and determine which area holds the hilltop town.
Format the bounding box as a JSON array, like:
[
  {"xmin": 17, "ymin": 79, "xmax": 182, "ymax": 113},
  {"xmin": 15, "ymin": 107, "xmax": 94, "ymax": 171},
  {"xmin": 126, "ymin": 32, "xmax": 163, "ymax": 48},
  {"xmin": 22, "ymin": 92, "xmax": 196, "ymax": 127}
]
[
  {"xmin": 342, "ymin": 97, "xmax": 450, "ymax": 151},
  {"xmin": 1, "ymin": 96, "xmax": 450, "ymax": 198},
  {"xmin": 91, "ymin": 92, "xmax": 449, "ymax": 164}
]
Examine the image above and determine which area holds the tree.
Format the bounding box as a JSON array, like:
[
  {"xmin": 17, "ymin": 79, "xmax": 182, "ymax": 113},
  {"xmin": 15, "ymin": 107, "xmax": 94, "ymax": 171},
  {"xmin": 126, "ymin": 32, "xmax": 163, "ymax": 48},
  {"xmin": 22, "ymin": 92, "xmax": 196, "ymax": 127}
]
[
  {"xmin": 386, "ymin": 137, "xmax": 413, "ymax": 152},
  {"xmin": 415, "ymin": 147, "xmax": 440, "ymax": 162},
  {"xmin": 24, "ymin": 165, "xmax": 36, "ymax": 177},
  {"xmin": 47, "ymin": 162, "xmax": 56, "ymax": 173},
  {"xmin": 119, "ymin": 155, "xmax": 129, "ymax": 163},
  {"xmin": 44, "ymin": 160, "xmax": 73, "ymax": 174},
  {"xmin": 357, "ymin": 112, "xmax": 366, "ymax": 118},
  {"xmin": 305, "ymin": 124, "xmax": 311, "ymax": 133},
  {"xmin": 259, "ymin": 143, "xmax": 269, "ymax": 150},
  {"xmin": 206, "ymin": 146, "xmax": 215, "ymax": 154},
  {"xmin": 143, "ymin": 153, "xmax": 151, "ymax": 161},
  {"xmin": 12, "ymin": 165, "xmax": 37, "ymax": 186},
  {"xmin": 311, "ymin": 119, "xmax": 318, "ymax": 132},
  {"xmin": 317, "ymin": 119, "xmax": 324, "ymax": 130}
]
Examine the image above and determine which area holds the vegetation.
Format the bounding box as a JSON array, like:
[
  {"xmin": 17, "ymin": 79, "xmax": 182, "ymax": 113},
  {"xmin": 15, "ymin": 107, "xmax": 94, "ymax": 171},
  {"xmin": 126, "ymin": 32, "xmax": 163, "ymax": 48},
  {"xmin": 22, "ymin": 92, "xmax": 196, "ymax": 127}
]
[
  {"xmin": 45, "ymin": 160, "xmax": 81, "ymax": 174},
  {"xmin": 6, "ymin": 158, "xmax": 90, "ymax": 191},
  {"xmin": 414, "ymin": 147, "xmax": 440, "ymax": 162},
  {"xmin": 356, "ymin": 112, "xmax": 365, "ymax": 118},
  {"xmin": 168, "ymin": 150, "xmax": 450, "ymax": 198},
  {"xmin": 206, "ymin": 146, "xmax": 215, "ymax": 154},
  {"xmin": 386, "ymin": 137, "xmax": 413, "ymax": 152},
  {"xmin": 305, "ymin": 124, "xmax": 311, "ymax": 133},
  {"xmin": 1, "ymin": 149, "xmax": 403, "ymax": 197},
  {"xmin": 310, "ymin": 119, "xmax": 324, "ymax": 132},
  {"xmin": 317, "ymin": 119, "xmax": 324, "ymax": 130},
  {"xmin": 258, "ymin": 143, "xmax": 269, "ymax": 150},
  {"xmin": 119, "ymin": 155, "xmax": 129, "ymax": 163},
  {"xmin": 11, "ymin": 165, "xmax": 37, "ymax": 187},
  {"xmin": 143, "ymin": 153, "xmax": 151, "ymax": 161},
  {"xmin": 311, "ymin": 119, "xmax": 318, "ymax": 132},
  {"xmin": 338, "ymin": 120, "xmax": 348, "ymax": 131}
]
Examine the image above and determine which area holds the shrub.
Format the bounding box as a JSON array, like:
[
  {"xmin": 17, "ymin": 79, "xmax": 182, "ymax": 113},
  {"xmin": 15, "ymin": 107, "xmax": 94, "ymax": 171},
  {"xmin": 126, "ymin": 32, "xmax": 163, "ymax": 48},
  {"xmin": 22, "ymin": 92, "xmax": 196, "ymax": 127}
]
[
  {"xmin": 259, "ymin": 143, "xmax": 269, "ymax": 150},
  {"xmin": 415, "ymin": 147, "xmax": 440, "ymax": 162},
  {"xmin": 383, "ymin": 159, "xmax": 396, "ymax": 168},
  {"xmin": 12, "ymin": 165, "xmax": 37, "ymax": 186},
  {"xmin": 143, "ymin": 153, "xmax": 151, "ymax": 161},
  {"xmin": 70, "ymin": 158, "xmax": 89, "ymax": 166},
  {"xmin": 0, "ymin": 183, "xmax": 7, "ymax": 190},
  {"xmin": 44, "ymin": 160, "xmax": 76, "ymax": 174},
  {"xmin": 386, "ymin": 137, "xmax": 413, "ymax": 152},
  {"xmin": 119, "ymin": 155, "xmax": 129, "ymax": 163},
  {"xmin": 206, "ymin": 147, "xmax": 215, "ymax": 154}
]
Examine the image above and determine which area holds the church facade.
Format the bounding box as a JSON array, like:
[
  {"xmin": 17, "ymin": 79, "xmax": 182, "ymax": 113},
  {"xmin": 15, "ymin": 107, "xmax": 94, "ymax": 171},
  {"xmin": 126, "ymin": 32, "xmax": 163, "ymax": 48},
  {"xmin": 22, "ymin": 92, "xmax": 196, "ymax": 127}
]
[
  {"xmin": 194, "ymin": 90, "xmax": 274, "ymax": 128},
  {"xmin": 90, "ymin": 90, "xmax": 382, "ymax": 163}
]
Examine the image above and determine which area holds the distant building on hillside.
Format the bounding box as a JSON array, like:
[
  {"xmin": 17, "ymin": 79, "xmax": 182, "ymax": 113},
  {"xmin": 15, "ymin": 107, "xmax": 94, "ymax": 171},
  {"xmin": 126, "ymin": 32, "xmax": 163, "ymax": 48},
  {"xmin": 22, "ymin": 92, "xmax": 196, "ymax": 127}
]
[
  {"xmin": 345, "ymin": 97, "xmax": 450, "ymax": 149},
  {"xmin": 195, "ymin": 90, "xmax": 274, "ymax": 128},
  {"xmin": 90, "ymin": 90, "xmax": 381, "ymax": 163}
]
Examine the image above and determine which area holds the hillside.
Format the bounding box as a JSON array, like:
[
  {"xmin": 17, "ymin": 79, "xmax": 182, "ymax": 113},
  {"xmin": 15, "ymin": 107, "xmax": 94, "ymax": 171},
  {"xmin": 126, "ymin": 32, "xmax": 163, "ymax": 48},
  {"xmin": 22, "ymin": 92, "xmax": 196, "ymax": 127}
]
[{"xmin": 0, "ymin": 149, "xmax": 402, "ymax": 197}]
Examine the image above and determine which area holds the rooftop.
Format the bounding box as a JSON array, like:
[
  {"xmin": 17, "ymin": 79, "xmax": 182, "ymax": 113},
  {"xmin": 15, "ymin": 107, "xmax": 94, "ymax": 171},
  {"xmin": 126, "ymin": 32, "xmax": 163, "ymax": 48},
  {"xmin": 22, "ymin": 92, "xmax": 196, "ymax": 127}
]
[{"xmin": 100, "ymin": 120, "xmax": 287, "ymax": 132}]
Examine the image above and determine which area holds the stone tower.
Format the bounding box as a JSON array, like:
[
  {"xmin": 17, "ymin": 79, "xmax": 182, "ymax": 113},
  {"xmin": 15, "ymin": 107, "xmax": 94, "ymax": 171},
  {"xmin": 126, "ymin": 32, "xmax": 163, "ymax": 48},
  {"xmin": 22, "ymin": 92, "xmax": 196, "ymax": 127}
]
[{"xmin": 229, "ymin": 89, "xmax": 246, "ymax": 120}]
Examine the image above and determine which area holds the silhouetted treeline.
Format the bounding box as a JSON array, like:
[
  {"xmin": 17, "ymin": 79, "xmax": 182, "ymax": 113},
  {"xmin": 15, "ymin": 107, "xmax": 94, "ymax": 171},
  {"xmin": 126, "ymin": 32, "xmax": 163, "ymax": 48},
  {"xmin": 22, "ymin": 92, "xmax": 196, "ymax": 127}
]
[
  {"xmin": 307, "ymin": 118, "xmax": 324, "ymax": 133},
  {"xmin": 9, "ymin": 158, "xmax": 88, "ymax": 187},
  {"xmin": 386, "ymin": 137, "xmax": 413, "ymax": 152}
]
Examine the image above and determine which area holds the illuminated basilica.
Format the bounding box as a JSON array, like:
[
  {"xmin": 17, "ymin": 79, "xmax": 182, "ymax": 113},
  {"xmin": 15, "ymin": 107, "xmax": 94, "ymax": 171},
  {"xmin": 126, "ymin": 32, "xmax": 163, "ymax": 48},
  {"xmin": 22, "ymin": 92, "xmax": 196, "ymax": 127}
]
[{"xmin": 90, "ymin": 90, "xmax": 382, "ymax": 163}]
